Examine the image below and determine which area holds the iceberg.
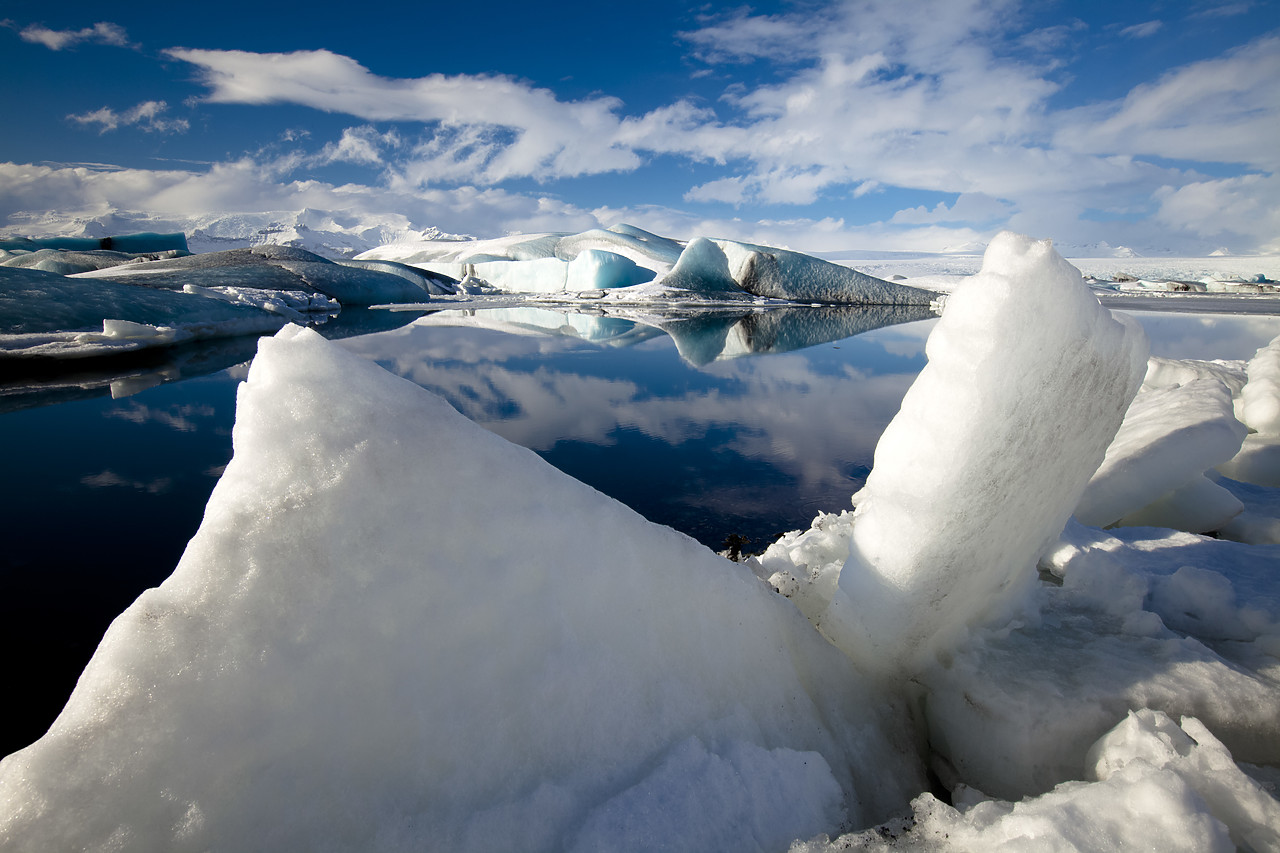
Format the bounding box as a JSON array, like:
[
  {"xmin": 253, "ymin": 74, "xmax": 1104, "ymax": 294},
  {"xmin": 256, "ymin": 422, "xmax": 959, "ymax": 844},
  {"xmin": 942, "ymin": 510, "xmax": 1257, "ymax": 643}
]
[
  {"xmin": 0, "ymin": 231, "xmax": 189, "ymax": 255},
  {"xmin": 0, "ymin": 266, "xmax": 288, "ymax": 359},
  {"xmin": 358, "ymin": 223, "xmax": 936, "ymax": 305},
  {"xmin": 5, "ymin": 230, "xmax": 1279, "ymax": 851},
  {"xmin": 0, "ymin": 247, "xmax": 188, "ymax": 275},
  {"xmin": 79, "ymin": 245, "xmax": 435, "ymax": 306},
  {"xmin": 0, "ymin": 325, "xmax": 925, "ymax": 851}
]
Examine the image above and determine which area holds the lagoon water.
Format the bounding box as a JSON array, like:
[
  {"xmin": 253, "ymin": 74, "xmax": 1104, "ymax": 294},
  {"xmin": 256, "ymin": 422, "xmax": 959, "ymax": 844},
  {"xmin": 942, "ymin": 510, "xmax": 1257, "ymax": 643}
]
[{"xmin": 3, "ymin": 306, "xmax": 1279, "ymax": 757}]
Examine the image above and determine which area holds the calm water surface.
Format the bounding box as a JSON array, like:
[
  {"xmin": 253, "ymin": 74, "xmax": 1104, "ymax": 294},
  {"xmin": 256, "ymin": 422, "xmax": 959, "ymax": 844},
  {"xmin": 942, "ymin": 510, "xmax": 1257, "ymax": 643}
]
[{"xmin": 2, "ymin": 306, "xmax": 1278, "ymax": 755}]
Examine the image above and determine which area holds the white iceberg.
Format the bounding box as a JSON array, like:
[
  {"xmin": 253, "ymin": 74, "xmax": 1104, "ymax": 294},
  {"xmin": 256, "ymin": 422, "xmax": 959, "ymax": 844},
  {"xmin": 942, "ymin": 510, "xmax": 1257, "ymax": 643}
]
[
  {"xmin": 0, "ymin": 324, "xmax": 924, "ymax": 851},
  {"xmin": 359, "ymin": 224, "xmax": 936, "ymax": 305},
  {"xmin": 0, "ymin": 265, "xmax": 288, "ymax": 359},
  {"xmin": 4, "ymin": 231, "xmax": 1279, "ymax": 851},
  {"xmin": 78, "ymin": 245, "xmax": 435, "ymax": 306}
]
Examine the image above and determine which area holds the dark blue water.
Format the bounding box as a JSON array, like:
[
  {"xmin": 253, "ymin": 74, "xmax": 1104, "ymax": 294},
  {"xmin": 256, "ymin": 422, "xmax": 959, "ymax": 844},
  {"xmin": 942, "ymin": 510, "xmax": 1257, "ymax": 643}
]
[{"xmin": 2, "ymin": 306, "xmax": 1278, "ymax": 756}]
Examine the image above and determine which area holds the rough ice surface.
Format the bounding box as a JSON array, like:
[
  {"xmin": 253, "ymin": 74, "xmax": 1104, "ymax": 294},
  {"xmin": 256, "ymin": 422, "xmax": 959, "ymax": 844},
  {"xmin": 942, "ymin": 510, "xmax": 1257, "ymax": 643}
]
[
  {"xmin": 0, "ymin": 265, "xmax": 287, "ymax": 357},
  {"xmin": 800, "ymin": 710, "xmax": 1278, "ymax": 852},
  {"xmin": 6, "ymin": 229, "xmax": 1280, "ymax": 850},
  {"xmin": 0, "ymin": 231, "xmax": 189, "ymax": 254},
  {"xmin": 816, "ymin": 233, "xmax": 1149, "ymax": 672},
  {"xmin": 1218, "ymin": 333, "xmax": 1280, "ymax": 488},
  {"xmin": 1076, "ymin": 378, "xmax": 1247, "ymax": 532},
  {"xmin": 714, "ymin": 239, "xmax": 931, "ymax": 305},
  {"xmin": 0, "ymin": 325, "xmax": 925, "ymax": 851},
  {"xmin": 0, "ymin": 247, "xmax": 187, "ymax": 275},
  {"xmin": 79, "ymin": 245, "xmax": 434, "ymax": 306},
  {"xmin": 358, "ymin": 223, "xmax": 934, "ymax": 305}
]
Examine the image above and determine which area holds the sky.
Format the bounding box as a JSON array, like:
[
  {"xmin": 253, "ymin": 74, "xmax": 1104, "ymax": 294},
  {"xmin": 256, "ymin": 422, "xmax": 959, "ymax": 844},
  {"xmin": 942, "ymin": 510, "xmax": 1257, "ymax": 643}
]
[{"xmin": 0, "ymin": 0, "xmax": 1277, "ymax": 255}]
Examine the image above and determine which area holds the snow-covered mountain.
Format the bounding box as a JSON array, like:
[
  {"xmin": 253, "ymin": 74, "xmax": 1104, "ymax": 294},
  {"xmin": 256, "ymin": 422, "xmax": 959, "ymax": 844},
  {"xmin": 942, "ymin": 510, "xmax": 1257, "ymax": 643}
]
[{"xmin": 0, "ymin": 208, "xmax": 472, "ymax": 260}]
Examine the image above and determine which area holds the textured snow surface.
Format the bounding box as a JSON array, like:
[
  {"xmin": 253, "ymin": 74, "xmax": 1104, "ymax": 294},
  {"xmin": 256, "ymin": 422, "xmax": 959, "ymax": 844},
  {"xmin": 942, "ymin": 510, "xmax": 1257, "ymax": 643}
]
[
  {"xmin": 0, "ymin": 325, "xmax": 923, "ymax": 852},
  {"xmin": 818, "ymin": 233, "xmax": 1149, "ymax": 672},
  {"xmin": 799, "ymin": 710, "xmax": 1280, "ymax": 853},
  {"xmin": 4, "ymin": 231, "xmax": 1280, "ymax": 851}
]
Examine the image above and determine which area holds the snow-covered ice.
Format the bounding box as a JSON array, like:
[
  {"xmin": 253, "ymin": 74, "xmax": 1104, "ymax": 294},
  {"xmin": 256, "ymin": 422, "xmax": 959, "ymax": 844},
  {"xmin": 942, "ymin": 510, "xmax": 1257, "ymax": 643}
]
[
  {"xmin": 815, "ymin": 233, "xmax": 1149, "ymax": 673},
  {"xmin": 359, "ymin": 224, "xmax": 936, "ymax": 305},
  {"xmin": 0, "ymin": 325, "xmax": 924, "ymax": 851},
  {"xmin": 2, "ymin": 230, "xmax": 1279, "ymax": 851},
  {"xmin": 78, "ymin": 245, "xmax": 436, "ymax": 306},
  {"xmin": 0, "ymin": 265, "xmax": 289, "ymax": 358}
]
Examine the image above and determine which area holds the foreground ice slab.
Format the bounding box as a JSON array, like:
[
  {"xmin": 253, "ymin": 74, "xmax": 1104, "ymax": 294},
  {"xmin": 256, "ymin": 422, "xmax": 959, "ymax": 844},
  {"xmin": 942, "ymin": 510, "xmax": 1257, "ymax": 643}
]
[
  {"xmin": 0, "ymin": 325, "xmax": 925, "ymax": 851},
  {"xmin": 818, "ymin": 233, "xmax": 1149, "ymax": 672}
]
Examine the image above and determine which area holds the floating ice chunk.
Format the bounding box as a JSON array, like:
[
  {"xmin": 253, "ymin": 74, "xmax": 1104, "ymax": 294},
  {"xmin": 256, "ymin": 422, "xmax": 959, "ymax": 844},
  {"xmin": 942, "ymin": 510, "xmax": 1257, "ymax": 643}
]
[
  {"xmin": 0, "ymin": 247, "xmax": 178, "ymax": 275},
  {"xmin": 336, "ymin": 258, "xmax": 459, "ymax": 295},
  {"xmin": 79, "ymin": 245, "xmax": 433, "ymax": 305},
  {"xmin": 657, "ymin": 237, "xmax": 742, "ymax": 293},
  {"xmin": 816, "ymin": 233, "xmax": 1148, "ymax": 673},
  {"xmin": 714, "ymin": 240, "xmax": 935, "ymax": 306},
  {"xmin": 0, "ymin": 325, "xmax": 924, "ymax": 850},
  {"xmin": 1076, "ymin": 378, "xmax": 1247, "ymax": 531},
  {"xmin": 565, "ymin": 249, "xmax": 655, "ymax": 290},
  {"xmin": 0, "ymin": 265, "xmax": 286, "ymax": 358},
  {"xmin": 181, "ymin": 284, "xmax": 340, "ymax": 323},
  {"xmin": 0, "ymin": 231, "xmax": 189, "ymax": 254},
  {"xmin": 555, "ymin": 226, "xmax": 684, "ymax": 273}
]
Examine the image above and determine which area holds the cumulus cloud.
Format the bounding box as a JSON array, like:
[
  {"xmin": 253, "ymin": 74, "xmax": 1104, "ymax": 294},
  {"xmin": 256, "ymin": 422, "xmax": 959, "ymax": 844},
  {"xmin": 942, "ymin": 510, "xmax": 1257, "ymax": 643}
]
[
  {"xmin": 68, "ymin": 101, "xmax": 188, "ymax": 134},
  {"xmin": 5, "ymin": 0, "xmax": 1278, "ymax": 253},
  {"xmin": 17, "ymin": 21, "xmax": 133, "ymax": 51},
  {"xmin": 165, "ymin": 48, "xmax": 642, "ymax": 183}
]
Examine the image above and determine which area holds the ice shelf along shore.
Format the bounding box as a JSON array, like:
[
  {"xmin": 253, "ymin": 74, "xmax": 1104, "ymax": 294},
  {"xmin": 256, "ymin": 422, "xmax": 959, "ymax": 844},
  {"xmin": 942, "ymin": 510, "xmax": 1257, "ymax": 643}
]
[{"xmin": 2, "ymin": 233, "xmax": 1279, "ymax": 852}]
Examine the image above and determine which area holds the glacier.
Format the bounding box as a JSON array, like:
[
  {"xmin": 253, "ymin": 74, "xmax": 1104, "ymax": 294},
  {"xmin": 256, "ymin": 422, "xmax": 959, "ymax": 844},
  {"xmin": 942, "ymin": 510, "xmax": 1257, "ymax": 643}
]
[{"xmin": 2, "ymin": 232, "xmax": 1279, "ymax": 851}]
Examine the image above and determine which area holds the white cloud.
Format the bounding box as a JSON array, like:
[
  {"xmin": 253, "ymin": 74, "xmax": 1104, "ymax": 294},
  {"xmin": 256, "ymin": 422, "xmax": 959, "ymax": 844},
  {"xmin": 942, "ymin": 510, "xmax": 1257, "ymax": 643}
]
[
  {"xmin": 889, "ymin": 194, "xmax": 1014, "ymax": 225},
  {"xmin": 316, "ymin": 126, "xmax": 400, "ymax": 167},
  {"xmin": 1118, "ymin": 20, "xmax": 1163, "ymax": 39},
  {"xmin": 165, "ymin": 48, "xmax": 642, "ymax": 184},
  {"xmin": 1055, "ymin": 35, "xmax": 1280, "ymax": 171},
  {"xmin": 18, "ymin": 21, "xmax": 132, "ymax": 50},
  {"xmin": 1155, "ymin": 174, "xmax": 1280, "ymax": 253},
  {"xmin": 68, "ymin": 101, "xmax": 188, "ymax": 134}
]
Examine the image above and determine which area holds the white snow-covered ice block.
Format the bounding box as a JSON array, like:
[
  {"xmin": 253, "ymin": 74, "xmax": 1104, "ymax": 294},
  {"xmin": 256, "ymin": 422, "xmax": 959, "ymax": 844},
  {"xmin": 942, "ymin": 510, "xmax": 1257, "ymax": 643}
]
[
  {"xmin": 803, "ymin": 709, "xmax": 1280, "ymax": 853},
  {"xmin": 917, "ymin": 520, "xmax": 1280, "ymax": 802},
  {"xmin": 0, "ymin": 325, "xmax": 925, "ymax": 851},
  {"xmin": 817, "ymin": 232, "xmax": 1148, "ymax": 673},
  {"xmin": 1076, "ymin": 378, "xmax": 1248, "ymax": 532},
  {"xmin": 0, "ymin": 265, "xmax": 287, "ymax": 358}
]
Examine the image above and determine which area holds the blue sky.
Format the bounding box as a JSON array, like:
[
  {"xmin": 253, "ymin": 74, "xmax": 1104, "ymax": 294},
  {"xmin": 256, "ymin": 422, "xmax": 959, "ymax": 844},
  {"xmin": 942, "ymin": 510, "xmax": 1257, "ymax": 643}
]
[{"xmin": 1, "ymin": 0, "xmax": 1277, "ymax": 254}]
